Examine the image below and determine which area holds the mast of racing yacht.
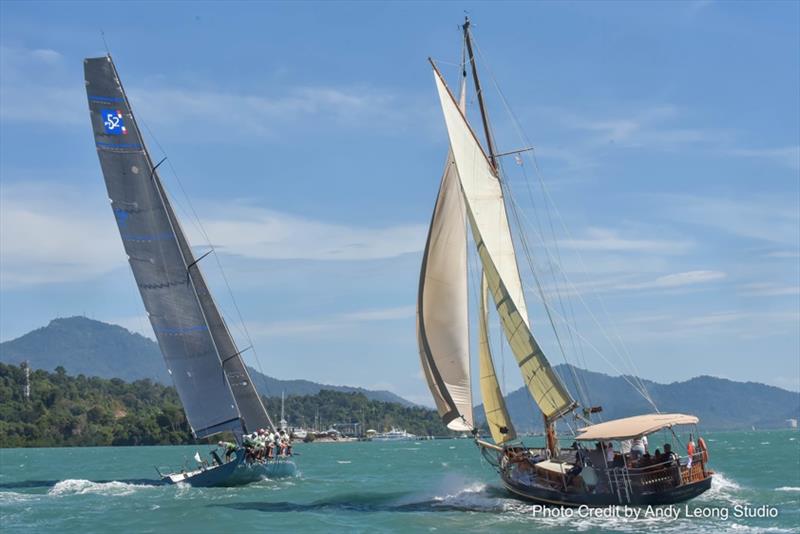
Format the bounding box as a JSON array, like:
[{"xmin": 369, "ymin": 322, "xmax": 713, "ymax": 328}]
[{"xmin": 462, "ymin": 17, "xmax": 559, "ymax": 454}]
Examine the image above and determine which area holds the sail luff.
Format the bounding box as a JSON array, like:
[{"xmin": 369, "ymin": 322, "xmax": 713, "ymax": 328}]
[
  {"xmin": 416, "ymin": 76, "xmax": 473, "ymax": 432},
  {"xmin": 432, "ymin": 64, "xmax": 576, "ymax": 421},
  {"xmin": 85, "ymin": 56, "xmax": 243, "ymax": 439},
  {"xmin": 478, "ymin": 273, "xmax": 517, "ymax": 444}
]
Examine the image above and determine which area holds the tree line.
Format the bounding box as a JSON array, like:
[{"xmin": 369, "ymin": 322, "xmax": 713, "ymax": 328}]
[{"xmin": 0, "ymin": 363, "xmax": 449, "ymax": 447}]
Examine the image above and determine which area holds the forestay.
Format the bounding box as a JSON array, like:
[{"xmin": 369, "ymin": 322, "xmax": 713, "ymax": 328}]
[
  {"xmin": 432, "ymin": 67, "xmax": 575, "ymax": 421},
  {"xmin": 85, "ymin": 56, "xmax": 272, "ymax": 438}
]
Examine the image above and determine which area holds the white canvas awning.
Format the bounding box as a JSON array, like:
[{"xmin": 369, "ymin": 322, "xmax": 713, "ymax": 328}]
[{"xmin": 575, "ymin": 413, "xmax": 699, "ymax": 441}]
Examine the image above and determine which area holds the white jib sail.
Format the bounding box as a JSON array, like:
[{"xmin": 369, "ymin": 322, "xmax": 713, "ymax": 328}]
[{"xmin": 417, "ymin": 78, "xmax": 473, "ymax": 431}]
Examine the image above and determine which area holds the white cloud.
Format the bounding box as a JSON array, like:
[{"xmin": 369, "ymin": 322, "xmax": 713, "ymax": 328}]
[
  {"xmin": 725, "ymin": 146, "xmax": 800, "ymax": 171},
  {"xmin": 537, "ymin": 270, "xmax": 727, "ymax": 300},
  {"xmin": 0, "ymin": 183, "xmax": 425, "ymax": 288},
  {"xmin": 620, "ymin": 309, "xmax": 799, "ymax": 342},
  {"xmin": 29, "ymin": 48, "xmax": 62, "ymax": 63},
  {"xmin": 247, "ymin": 305, "xmax": 414, "ymax": 338},
  {"xmin": 668, "ymin": 195, "xmax": 800, "ymax": 246},
  {"xmin": 552, "ymin": 104, "xmax": 796, "ymax": 169},
  {"xmin": 615, "ymin": 270, "xmax": 727, "ymax": 291},
  {"xmin": 129, "ymin": 84, "xmax": 409, "ymax": 138},
  {"xmin": 558, "ymin": 105, "xmax": 731, "ymax": 150},
  {"xmin": 0, "ymin": 45, "xmax": 418, "ymax": 137},
  {"xmin": 738, "ymin": 283, "xmax": 800, "ymax": 298},
  {"xmin": 341, "ymin": 306, "xmax": 415, "ymax": 322},
  {"xmin": 0, "ymin": 46, "xmax": 85, "ymax": 125},
  {"xmin": 185, "ymin": 204, "xmax": 425, "ymax": 261},
  {"xmin": 560, "ymin": 227, "xmax": 693, "ymax": 255},
  {"xmin": 764, "ymin": 250, "xmax": 800, "ymax": 259},
  {"xmin": 0, "ymin": 182, "xmax": 124, "ymax": 288}
]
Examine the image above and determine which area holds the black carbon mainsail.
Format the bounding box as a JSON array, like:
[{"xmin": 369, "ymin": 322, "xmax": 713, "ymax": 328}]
[{"xmin": 84, "ymin": 55, "xmax": 273, "ymax": 439}]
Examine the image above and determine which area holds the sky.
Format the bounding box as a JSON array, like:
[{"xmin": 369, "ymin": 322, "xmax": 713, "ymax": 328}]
[{"xmin": 1, "ymin": 1, "xmax": 798, "ymax": 407}]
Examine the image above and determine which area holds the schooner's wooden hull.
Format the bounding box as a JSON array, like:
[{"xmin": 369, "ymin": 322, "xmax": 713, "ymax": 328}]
[{"xmin": 500, "ymin": 472, "xmax": 712, "ymax": 507}]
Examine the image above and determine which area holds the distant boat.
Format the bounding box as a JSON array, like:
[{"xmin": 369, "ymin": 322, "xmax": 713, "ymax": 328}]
[
  {"xmin": 417, "ymin": 18, "xmax": 712, "ymax": 506},
  {"xmin": 291, "ymin": 428, "xmax": 308, "ymax": 440},
  {"xmin": 372, "ymin": 428, "xmax": 417, "ymax": 441},
  {"xmin": 84, "ymin": 55, "xmax": 296, "ymax": 487}
]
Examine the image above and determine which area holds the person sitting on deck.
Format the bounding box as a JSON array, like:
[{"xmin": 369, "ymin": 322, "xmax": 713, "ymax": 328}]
[
  {"xmin": 630, "ymin": 436, "xmax": 646, "ymax": 459},
  {"xmin": 653, "ymin": 448, "xmax": 663, "ymax": 466},
  {"xmin": 639, "ymin": 452, "xmax": 652, "ymax": 467},
  {"xmin": 218, "ymin": 441, "xmax": 237, "ymax": 463},
  {"xmin": 663, "ymin": 443, "xmax": 678, "ymax": 466}
]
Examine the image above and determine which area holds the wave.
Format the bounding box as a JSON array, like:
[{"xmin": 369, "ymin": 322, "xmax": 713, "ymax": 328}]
[
  {"xmin": 775, "ymin": 486, "xmax": 800, "ymax": 492},
  {"xmin": 48, "ymin": 479, "xmax": 151, "ymax": 497},
  {"xmin": 430, "ymin": 482, "xmax": 504, "ymax": 512},
  {"xmin": 0, "ymin": 491, "xmax": 39, "ymax": 505},
  {"xmin": 698, "ymin": 471, "xmax": 747, "ymax": 507}
]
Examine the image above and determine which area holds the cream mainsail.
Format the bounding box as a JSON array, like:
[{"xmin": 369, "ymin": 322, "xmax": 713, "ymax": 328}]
[
  {"xmin": 416, "ymin": 81, "xmax": 473, "ymax": 431},
  {"xmin": 478, "ymin": 273, "xmax": 517, "ymax": 444},
  {"xmin": 433, "ymin": 67, "xmax": 575, "ymax": 421}
]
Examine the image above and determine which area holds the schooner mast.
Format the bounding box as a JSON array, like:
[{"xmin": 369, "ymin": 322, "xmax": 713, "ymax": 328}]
[{"xmin": 461, "ymin": 17, "xmax": 573, "ymax": 454}]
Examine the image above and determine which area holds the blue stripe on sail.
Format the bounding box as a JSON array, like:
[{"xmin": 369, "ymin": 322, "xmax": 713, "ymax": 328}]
[
  {"xmin": 153, "ymin": 325, "xmax": 208, "ymax": 334},
  {"xmin": 89, "ymin": 95, "xmax": 125, "ymax": 103},
  {"xmin": 120, "ymin": 231, "xmax": 173, "ymax": 242},
  {"xmin": 96, "ymin": 141, "xmax": 142, "ymax": 150}
]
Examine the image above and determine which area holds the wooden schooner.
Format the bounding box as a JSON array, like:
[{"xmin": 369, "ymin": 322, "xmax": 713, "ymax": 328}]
[
  {"xmin": 417, "ymin": 19, "xmax": 712, "ymax": 506},
  {"xmin": 84, "ymin": 55, "xmax": 296, "ymax": 487}
]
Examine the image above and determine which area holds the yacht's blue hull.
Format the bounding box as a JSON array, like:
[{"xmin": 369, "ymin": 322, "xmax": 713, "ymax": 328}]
[{"xmin": 161, "ymin": 451, "xmax": 296, "ymax": 487}]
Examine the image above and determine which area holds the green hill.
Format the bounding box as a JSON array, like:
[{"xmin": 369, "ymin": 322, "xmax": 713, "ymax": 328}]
[
  {"xmin": 0, "ymin": 316, "xmax": 413, "ymax": 406},
  {"xmin": 0, "ymin": 362, "xmax": 447, "ymax": 448},
  {"xmin": 0, "ymin": 362, "xmax": 191, "ymax": 447}
]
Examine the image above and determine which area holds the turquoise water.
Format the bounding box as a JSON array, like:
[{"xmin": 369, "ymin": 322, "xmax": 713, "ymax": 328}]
[{"xmin": 1, "ymin": 430, "xmax": 798, "ymax": 533}]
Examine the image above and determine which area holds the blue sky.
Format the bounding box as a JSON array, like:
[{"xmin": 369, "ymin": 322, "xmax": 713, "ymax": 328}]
[{"xmin": 1, "ymin": 1, "xmax": 798, "ymax": 406}]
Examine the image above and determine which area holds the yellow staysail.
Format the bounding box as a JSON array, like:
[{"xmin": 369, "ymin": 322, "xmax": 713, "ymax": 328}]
[{"xmin": 478, "ymin": 273, "xmax": 517, "ymax": 444}]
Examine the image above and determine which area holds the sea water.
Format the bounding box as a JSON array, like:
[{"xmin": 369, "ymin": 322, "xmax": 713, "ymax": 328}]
[{"xmin": 1, "ymin": 430, "xmax": 798, "ymax": 533}]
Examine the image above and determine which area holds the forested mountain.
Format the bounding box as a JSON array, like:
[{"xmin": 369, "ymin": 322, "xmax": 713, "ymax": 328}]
[
  {"xmin": 0, "ymin": 317, "xmax": 412, "ymax": 406},
  {"xmin": 475, "ymin": 364, "xmax": 800, "ymax": 431}
]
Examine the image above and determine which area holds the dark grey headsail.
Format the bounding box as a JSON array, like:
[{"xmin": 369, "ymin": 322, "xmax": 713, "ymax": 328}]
[{"xmin": 84, "ymin": 55, "xmax": 273, "ymax": 439}]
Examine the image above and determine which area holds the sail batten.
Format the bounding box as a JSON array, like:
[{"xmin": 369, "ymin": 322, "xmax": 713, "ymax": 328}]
[
  {"xmin": 85, "ymin": 56, "xmax": 271, "ymax": 438},
  {"xmin": 433, "ymin": 66, "xmax": 576, "ymax": 421}
]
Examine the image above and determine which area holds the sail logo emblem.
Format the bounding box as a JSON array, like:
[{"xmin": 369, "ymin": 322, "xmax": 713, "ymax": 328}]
[{"xmin": 102, "ymin": 109, "xmax": 128, "ymax": 135}]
